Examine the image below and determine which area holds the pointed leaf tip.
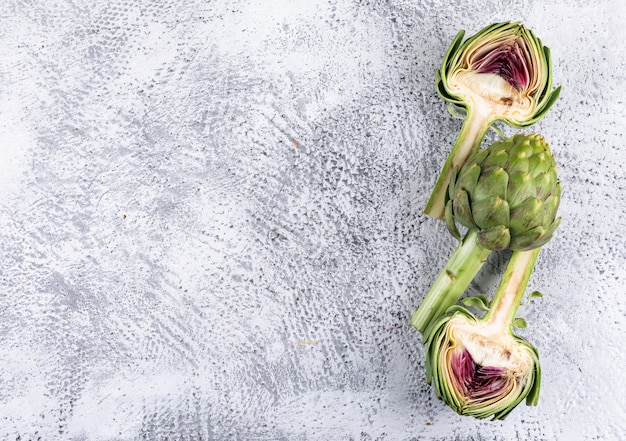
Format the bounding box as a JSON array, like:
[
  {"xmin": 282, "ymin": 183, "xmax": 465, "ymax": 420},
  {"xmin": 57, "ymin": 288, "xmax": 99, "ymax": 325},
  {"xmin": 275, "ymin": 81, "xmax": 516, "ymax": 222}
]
[
  {"xmin": 513, "ymin": 317, "xmax": 527, "ymax": 328},
  {"xmin": 462, "ymin": 295, "xmax": 490, "ymax": 312}
]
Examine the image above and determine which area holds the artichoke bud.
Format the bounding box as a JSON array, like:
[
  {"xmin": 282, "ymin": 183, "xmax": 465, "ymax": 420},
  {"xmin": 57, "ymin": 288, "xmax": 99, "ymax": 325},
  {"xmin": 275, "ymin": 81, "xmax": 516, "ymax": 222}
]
[
  {"xmin": 437, "ymin": 22, "xmax": 560, "ymax": 127},
  {"xmin": 424, "ymin": 307, "xmax": 540, "ymax": 420},
  {"xmin": 446, "ymin": 133, "xmax": 561, "ymax": 251}
]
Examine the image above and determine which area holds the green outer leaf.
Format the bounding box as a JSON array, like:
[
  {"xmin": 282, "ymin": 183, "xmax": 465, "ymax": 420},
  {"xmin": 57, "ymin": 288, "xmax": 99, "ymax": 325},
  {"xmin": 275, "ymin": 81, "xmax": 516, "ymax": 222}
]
[
  {"xmin": 507, "ymin": 145, "xmax": 532, "ymax": 175},
  {"xmin": 542, "ymin": 192, "xmax": 560, "ymax": 228},
  {"xmin": 445, "ymin": 200, "xmax": 461, "ymax": 240},
  {"xmin": 509, "ymin": 217, "xmax": 560, "ymax": 250},
  {"xmin": 508, "ymin": 225, "xmax": 546, "ymax": 250},
  {"xmin": 446, "ymin": 103, "xmax": 467, "ymax": 120},
  {"xmin": 534, "ymin": 169, "xmax": 558, "ymax": 200},
  {"xmin": 472, "ymin": 196, "xmax": 510, "ymax": 231},
  {"xmin": 509, "ymin": 197, "xmax": 544, "ymax": 233},
  {"xmin": 456, "ymin": 162, "xmax": 482, "ymax": 193},
  {"xmin": 527, "ymin": 86, "xmax": 561, "ymax": 126},
  {"xmin": 528, "ymin": 151, "xmax": 551, "ymax": 176},
  {"xmin": 490, "ymin": 123, "xmax": 506, "ymax": 141},
  {"xmin": 513, "ymin": 317, "xmax": 527, "ymax": 328},
  {"xmin": 525, "ymin": 343, "xmax": 542, "ymax": 407},
  {"xmin": 436, "ymin": 29, "xmax": 467, "ymax": 105},
  {"xmin": 462, "ymin": 294, "xmax": 490, "ymax": 311},
  {"xmin": 453, "ymin": 189, "xmax": 475, "ymax": 229},
  {"xmin": 507, "ymin": 172, "xmax": 536, "ymax": 209},
  {"xmin": 477, "ymin": 224, "xmax": 511, "ymax": 250},
  {"xmin": 473, "ymin": 167, "xmax": 509, "ymax": 204},
  {"xmin": 480, "ymin": 147, "xmax": 508, "ymax": 172},
  {"xmin": 447, "ymin": 165, "xmax": 459, "ymax": 205},
  {"xmin": 529, "ymin": 290, "xmax": 543, "ymax": 299}
]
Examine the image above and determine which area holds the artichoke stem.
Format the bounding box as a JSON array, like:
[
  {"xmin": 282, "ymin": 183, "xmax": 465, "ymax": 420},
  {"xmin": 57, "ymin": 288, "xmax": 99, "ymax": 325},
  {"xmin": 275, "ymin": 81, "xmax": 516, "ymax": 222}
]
[
  {"xmin": 424, "ymin": 109, "xmax": 492, "ymax": 219},
  {"xmin": 411, "ymin": 229, "xmax": 491, "ymax": 334},
  {"xmin": 483, "ymin": 247, "xmax": 541, "ymax": 334}
]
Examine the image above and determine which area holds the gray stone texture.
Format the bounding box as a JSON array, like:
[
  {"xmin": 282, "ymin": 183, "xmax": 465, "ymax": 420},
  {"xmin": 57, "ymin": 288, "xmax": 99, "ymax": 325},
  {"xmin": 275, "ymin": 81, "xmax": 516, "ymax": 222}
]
[{"xmin": 0, "ymin": 0, "xmax": 624, "ymax": 439}]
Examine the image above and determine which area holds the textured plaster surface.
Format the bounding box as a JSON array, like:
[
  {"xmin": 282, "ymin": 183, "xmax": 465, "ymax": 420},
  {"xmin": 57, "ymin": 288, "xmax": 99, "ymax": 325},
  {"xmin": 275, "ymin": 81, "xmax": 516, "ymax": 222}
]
[{"xmin": 1, "ymin": 0, "xmax": 625, "ymax": 440}]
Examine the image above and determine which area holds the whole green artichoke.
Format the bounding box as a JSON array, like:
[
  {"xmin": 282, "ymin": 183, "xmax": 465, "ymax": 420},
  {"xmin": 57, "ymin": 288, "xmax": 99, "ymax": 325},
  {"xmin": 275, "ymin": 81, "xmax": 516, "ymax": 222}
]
[{"xmin": 445, "ymin": 133, "xmax": 561, "ymax": 251}]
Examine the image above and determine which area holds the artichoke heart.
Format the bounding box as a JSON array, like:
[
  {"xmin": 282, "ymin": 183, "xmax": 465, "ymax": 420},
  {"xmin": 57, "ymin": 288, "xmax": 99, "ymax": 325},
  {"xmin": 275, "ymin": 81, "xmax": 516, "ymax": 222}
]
[
  {"xmin": 438, "ymin": 21, "xmax": 560, "ymax": 127},
  {"xmin": 449, "ymin": 71, "xmax": 533, "ymax": 122},
  {"xmin": 425, "ymin": 308, "xmax": 540, "ymax": 420}
]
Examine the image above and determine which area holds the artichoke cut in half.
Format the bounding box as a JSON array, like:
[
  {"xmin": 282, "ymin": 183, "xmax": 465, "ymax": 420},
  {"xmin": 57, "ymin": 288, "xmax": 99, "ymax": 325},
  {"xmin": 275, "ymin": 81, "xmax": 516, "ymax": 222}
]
[
  {"xmin": 425, "ymin": 22, "xmax": 560, "ymax": 219},
  {"xmin": 438, "ymin": 22, "xmax": 559, "ymax": 127},
  {"xmin": 425, "ymin": 306, "xmax": 540, "ymax": 420},
  {"xmin": 423, "ymin": 248, "xmax": 542, "ymax": 420}
]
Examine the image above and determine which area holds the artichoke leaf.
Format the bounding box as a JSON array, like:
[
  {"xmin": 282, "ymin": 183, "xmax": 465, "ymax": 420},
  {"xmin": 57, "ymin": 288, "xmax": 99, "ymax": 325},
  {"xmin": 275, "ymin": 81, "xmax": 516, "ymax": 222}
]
[
  {"xmin": 445, "ymin": 200, "xmax": 462, "ymax": 240},
  {"xmin": 453, "ymin": 189, "xmax": 476, "ymax": 228},
  {"xmin": 513, "ymin": 317, "xmax": 527, "ymax": 328},
  {"xmin": 507, "ymin": 171, "xmax": 537, "ymax": 209},
  {"xmin": 477, "ymin": 224, "xmax": 511, "ymax": 250},
  {"xmin": 508, "ymin": 224, "xmax": 547, "ymax": 250},
  {"xmin": 455, "ymin": 163, "xmax": 482, "ymax": 195},
  {"xmin": 472, "ymin": 196, "xmax": 510, "ymax": 230},
  {"xmin": 509, "ymin": 197, "xmax": 544, "ymax": 233},
  {"xmin": 473, "ymin": 167, "xmax": 509, "ymax": 202},
  {"xmin": 462, "ymin": 294, "xmax": 491, "ymax": 311}
]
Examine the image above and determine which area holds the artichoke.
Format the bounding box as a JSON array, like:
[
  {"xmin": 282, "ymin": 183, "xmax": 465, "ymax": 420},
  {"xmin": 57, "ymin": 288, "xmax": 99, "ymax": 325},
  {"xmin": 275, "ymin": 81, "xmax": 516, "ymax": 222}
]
[
  {"xmin": 437, "ymin": 22, "xmax": 559, "ymax": 128},
  {"xmin": 423, "ymin": 249, "xmax": 542, "ymax": 420},
  {"xmin": 425, "ymin": 22, "xmax": 560, "ymax": 219},
  {"xmin": 411, "ymin": 133, "xmax": 560, "ymax": 333},
  {"xmin": 445, "ymin": 133, "xmax": 561, "ymax": 251}
]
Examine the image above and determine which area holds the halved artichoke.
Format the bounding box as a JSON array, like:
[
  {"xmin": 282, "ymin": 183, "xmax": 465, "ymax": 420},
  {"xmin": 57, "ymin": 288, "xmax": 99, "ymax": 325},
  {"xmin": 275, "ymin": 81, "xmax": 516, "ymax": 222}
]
[
  {"xmin": 424, "ymin": 305, "xmax": 540, "ymax": 420},
  {"xmin": 437, "ymin": 22, "xmax": 560, "ymax": 127},
  {"xmin": 425, "ymin": 22, "xmax": 561, "ymax": 219}
]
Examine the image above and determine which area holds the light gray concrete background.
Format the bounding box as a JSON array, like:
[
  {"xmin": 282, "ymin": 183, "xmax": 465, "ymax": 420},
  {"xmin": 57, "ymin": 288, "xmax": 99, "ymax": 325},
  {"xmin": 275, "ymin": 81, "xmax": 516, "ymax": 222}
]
[{"xmin": 1, "ymin": 0, "xmax": 625, "ymax": 440}]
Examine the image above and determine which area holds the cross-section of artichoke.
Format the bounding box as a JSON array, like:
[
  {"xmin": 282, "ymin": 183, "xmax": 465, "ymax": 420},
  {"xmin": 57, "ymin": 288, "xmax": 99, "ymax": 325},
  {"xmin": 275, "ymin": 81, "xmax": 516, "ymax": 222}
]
[
  {"xmin": 423, "ymin": 250, "xmax": 542, "ymax": 420},
  {"xmin": 425, "ymin": 22, "xmax": 561, "ymax": 219},
  {"xmin": 438, "ymin": 22, "xmax": 559, "ymax": 128}
]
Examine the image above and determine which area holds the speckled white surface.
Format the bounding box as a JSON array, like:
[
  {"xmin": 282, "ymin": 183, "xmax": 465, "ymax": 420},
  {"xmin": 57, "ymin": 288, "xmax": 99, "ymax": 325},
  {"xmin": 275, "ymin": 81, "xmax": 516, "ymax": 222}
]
[{"xmin": 1, "ymin": 1, "xmax": 625, "ymax": 440}]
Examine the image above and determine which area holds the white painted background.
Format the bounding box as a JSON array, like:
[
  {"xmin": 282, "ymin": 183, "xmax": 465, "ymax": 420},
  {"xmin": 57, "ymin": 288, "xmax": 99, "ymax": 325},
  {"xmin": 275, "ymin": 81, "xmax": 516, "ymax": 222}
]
[{"xmin": 1, "ymin": 0, "xmax": 624, "ymax": 440}]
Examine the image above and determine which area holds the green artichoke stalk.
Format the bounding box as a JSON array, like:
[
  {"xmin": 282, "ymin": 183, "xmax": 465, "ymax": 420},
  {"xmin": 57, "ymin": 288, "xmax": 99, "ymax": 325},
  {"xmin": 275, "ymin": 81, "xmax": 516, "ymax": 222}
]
[
  {"xmin": 424, "ymin": 22, "xmax": 561, "ymax": 219},
  {"xmin": 423, "ymin": 248, "xmax": 542, "ymax": 420},
  {"xmin": 411, "ymin": 133, "xmax": 560, "ymax": 333}
]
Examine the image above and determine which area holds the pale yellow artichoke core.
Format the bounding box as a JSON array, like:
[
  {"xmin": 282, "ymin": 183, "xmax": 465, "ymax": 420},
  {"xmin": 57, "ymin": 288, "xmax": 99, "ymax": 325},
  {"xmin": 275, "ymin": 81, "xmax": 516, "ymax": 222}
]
[
  {"xmin": 438, "ymin": 316, "xmax": 535, "ymax": 410},
  {"xmin": 449, "ymin": 70, "xmax": 536, "ymax": 123},
  {"xmin": 446, "ymin": 315, "xmax": 534, "ymax": 377}
]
